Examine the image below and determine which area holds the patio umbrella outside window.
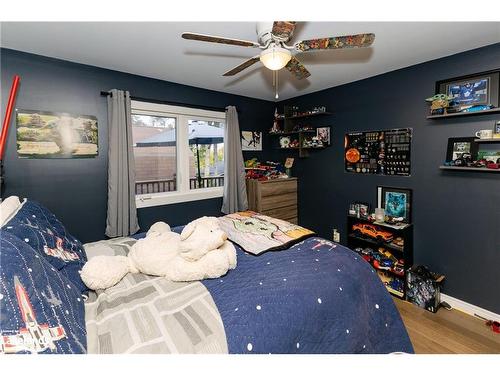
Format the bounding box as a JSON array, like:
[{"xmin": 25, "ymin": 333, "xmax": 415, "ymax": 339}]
[{"xmin": 135, "ymin": 122, "xmax": 224, "ymax": 187}]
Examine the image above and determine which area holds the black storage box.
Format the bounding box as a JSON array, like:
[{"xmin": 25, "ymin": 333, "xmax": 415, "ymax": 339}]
[{"xmin": 406, "ymin": 265, "xmax": 445, "ymax": 313}]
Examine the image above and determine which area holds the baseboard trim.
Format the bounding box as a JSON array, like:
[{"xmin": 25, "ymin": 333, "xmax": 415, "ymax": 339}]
[{"xmin": 441, "ymin": 293, "xmax": 500, "ymax": 322}]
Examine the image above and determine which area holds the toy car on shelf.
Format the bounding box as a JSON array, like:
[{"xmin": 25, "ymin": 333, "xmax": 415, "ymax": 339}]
[
  {"xmin": 361, "ymin": 247, "xmax": 374, "ymax": 262},
  {"xmin": 392, "ymin": 237, "xmax": 405, "ymax": 247},
  {"xmin": 378, "ymin": 248, "xmax": 398, "ymax": 262},
  {"xmin": 387, "ymin": 278, "xmax": 405, "ymax": 294},
  {"xmin": 392, "ymin": 263, "xmax": 405, "ymax": 277},
  {"xmin": 352, "ymin": 223, "xmax": 393, "ymax": 242},
  {"xmin": 373, "ymin": 258, "xmax": 394, "ymax": 270}
]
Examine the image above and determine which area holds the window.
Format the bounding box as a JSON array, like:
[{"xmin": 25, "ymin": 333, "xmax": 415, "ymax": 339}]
[{"xmin": 131, "ymin": 100, "xmax": 225, "ymax": 208}]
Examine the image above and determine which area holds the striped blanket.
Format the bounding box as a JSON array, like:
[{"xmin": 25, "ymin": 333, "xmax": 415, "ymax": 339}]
[{"xmin": 83, "ymin": 238, "xmax": 227, "ymax": 354}]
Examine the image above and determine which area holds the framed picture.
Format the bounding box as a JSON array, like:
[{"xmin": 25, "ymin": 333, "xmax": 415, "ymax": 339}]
[
  {"xmin": 354, "ymin": 201, "xmax": 370, "ymax": 219},
  {"xmin": 16, "ymin": 109, "xmax": 98, "ymax": 158},
  {"xmin": 241, "ymin": 131, "xmax": 262, "ymax": 151},
  {"xmin": 344, "ymin": 128, "xmax": 412, "ymax": 176},
  {"xmin": 445, "ymin": 137, "xmax": 478, "ymax": 162},
  {"xmin": 316, "ymin": 127, "xmax": 330, "ymax": 145},
  {"xmin": 436, "ymin": 70, "xmax": 499, "ymax": 110},
  {"xmin": 284, "ymin": 157, "xmax": 294, "ymax": 169},
  {"xmin": 377, "ymin": 186, "xmax": 412, "ymax": 223}
]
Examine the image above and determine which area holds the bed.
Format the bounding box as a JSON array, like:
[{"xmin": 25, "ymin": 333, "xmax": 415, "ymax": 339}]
[{"xmin": 0, "ymin": 198, "xmax": 414, "ymax": 354}]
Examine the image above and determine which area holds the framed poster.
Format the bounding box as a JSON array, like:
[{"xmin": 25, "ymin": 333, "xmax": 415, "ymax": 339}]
[
  {"xmin": 445, "ymin": 137, "xmax": 478, "ymax": 162},
  {"xmin": 241, "ymin": 131, "xmax": 262, "ymax": 151},
  {"xmin": 377, "ymin": 186, "xmax": 412, "ymax": 223},
  {"xmin": 16, "ymin": 109, "xmax": 98, "ymax": 158},
  {"xmin": 316, "ymin": 127, "xmax": 331, "ymax": 145},
  {"xmin": 344, "ymin": 128, "xmax": 412, "ymax": 176},
  {"xmin": 436, "ymin": 70, "xmax": 499, "ymax": 110}
]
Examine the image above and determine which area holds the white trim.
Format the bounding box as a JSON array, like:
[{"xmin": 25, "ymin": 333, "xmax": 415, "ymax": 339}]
[
  {"xmin": 131, "ymin": 100, "xmax": 225, "ymax": 119},
  {"xmin": 440, "ymin": 293, "xmax": 500, "ymax": 322},
  {"xmin": 131, "ymin": 100, "xmax": 225, "ymax": 208},
  {"xmin": 136, "ymin": 187, "xmax": 223, "ymax": 208}
]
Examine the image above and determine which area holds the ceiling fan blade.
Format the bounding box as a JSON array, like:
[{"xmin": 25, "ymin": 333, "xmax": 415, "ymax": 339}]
[
  {"xmin": 182, "ymin": 32, "xmax": 261, "ymax": 48},
  {"xmin": 285, "ymin": 56, "xmax": 311, "ymax": 80},
  {"xmin": 223, "ymin": 56, "xmax": 261, "ymax": 76},
  {"xmin": 295, "ymin": 33, "xmax": 375, "ymax": 52},
  {"xmin": 271, "ymin": 21, "xmax": 297, "ymax": 41}
]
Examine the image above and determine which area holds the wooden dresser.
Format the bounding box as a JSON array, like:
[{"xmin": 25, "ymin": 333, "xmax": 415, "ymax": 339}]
[{"xmin": 246, "ymin": 177, "xmax": 298, "ymax": 224}]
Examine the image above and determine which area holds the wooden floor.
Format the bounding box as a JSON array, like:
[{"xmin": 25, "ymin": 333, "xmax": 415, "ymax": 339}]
[{"xmin": 394, "ymin": 298, "xmax": 500, "ymax": 354}]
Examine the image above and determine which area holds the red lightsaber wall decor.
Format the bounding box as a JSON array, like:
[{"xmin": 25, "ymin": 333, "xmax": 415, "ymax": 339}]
[{"xmin": 0, "ymin": 75, "xmax": 21, "ymax": 160}]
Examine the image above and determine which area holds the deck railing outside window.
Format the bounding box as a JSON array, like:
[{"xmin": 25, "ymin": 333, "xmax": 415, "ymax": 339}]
[{"xmin": 136, "ymin": 176, "xmax": 224, "ymax": 194}]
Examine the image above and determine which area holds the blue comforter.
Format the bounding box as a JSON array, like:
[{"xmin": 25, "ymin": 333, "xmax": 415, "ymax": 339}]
[{"xmin": 138, "ymin": 230, "xmax": 414, "ymax": 354}]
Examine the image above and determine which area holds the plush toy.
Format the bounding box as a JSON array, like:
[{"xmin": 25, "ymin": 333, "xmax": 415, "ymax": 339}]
[
  {"xmin": 179, "ymin": 216, "xmax": 228, "ymax": 261},
  {"xmin": 80, "ymin": 217, "xmax": 237, "ymax": 290}
]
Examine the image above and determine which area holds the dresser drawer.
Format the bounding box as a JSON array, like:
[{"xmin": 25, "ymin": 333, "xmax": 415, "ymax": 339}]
[
  {"xmin": 259, "ymin": 179, "xmax": 297, "ymax": 197},
  {"xmin": 261, "ymin": 205, "xmax": 298, "ymax": 221},
  {"xmin": 260, "ymin": 192, "xmax": 297, "ymax": 211}
]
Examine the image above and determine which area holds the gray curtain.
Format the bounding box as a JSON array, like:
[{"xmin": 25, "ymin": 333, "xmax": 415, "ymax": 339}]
[
  {"xmin": 221, "ymin": 106, "xmax": 248, "ymax": 214},
  {"xmin": 105, "ymin": 89, "xmax": 139, "ymax": 237}
]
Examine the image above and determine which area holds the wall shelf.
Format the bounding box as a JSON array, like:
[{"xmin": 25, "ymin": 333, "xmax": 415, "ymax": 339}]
[
  {"xmin": 269, "ymin": 130, "xmax": 316, "ymax": 136},
  {"xmin": 270, "ymin": 105, "xmax": 331, "ymax": 158},
  {"xmin": 439, "ymin": 166, "xmax": 500, "ymax": 173},
  {"xmin": 427, "ymin": 107, "xmax": 500, "ymax": 119},
  {"xmin": 284, "ymin": 111, "xmax": 332, "ymax": 119},
  {"xmin": 474, "ymin": 138, "xmax": 500, "ymax": 143}
]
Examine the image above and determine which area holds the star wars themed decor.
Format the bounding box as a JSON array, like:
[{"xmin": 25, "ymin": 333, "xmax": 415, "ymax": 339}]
[
  {"xmin": 406, "ymin": 265, "xmax": 445, "ymax": 313},
  {"xmin": 241, "ymin": 131, "xmax": 262, "ymax": 151},
  {"xmin": 344, "ymin": 128, "xmax": 412, "ymax": 176},
  {"xmin": 16, "ymin": 110, "xmax": 98, "ymax": 158},
  {"xmin": 430, "ymin": 69, "xmax": 500, "ymax": 116}
]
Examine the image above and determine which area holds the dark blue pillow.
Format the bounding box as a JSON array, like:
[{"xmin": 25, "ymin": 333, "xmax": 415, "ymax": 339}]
[
  {"xmin": 1, "ymin": 200, "xmax": 88, "ymax": 293},
  {"xmin": 0, "ymin": 230, "xmax": 87, "ymax": 354}
]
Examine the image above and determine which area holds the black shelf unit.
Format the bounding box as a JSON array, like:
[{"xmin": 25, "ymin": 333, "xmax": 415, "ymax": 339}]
[
  {"xmin": 346, "ymin": 215, "xmax": 413, "ymax": 299},
  {"xmin": 270, "ymin": 105, "xmax": 332, "ymax": 158}
]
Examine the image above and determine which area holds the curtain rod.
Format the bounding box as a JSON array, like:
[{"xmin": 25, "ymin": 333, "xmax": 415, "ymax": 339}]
[{"xmin": 100, "ymin": 91, "xmax": 232, "ymax": 113}]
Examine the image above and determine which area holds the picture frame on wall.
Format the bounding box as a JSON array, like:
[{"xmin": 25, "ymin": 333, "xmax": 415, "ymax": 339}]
[
  {"xmin": 241, "ymin": 131, "xmax": 262, "ymax": 151},
  {"xmin": 445, "ymin": 137, "xmax": 478, "ymax": 162},
  {"xmin": 316, "ymin": 127, "xmax": 331, "ymax": 145},
  {"xmin": 16, "ymin": 109, "xmax": 98, "ymax": 158},
  {"xmin": 377, "ymin": 186, "xmax": 412, "ymax": 224},
  {"xmin": 436, "ymin": 69, "xmax": 500, "ymax": 111},
  {"xmin": 353, "ymin": 201, "xmax": 370, "ymax": 219}
]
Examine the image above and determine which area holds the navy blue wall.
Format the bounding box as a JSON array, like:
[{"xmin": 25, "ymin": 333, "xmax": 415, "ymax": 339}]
[
  {"xmin": 276, "ymin": 43, "xmax": 500, "ymax": 313},
  {"xmin": 0, "ymin": 48, "xmax": 275, "ymax": 243},
  {"xmin": 3, "ymin": 43, "xmax": 499, "ymax": 313}
]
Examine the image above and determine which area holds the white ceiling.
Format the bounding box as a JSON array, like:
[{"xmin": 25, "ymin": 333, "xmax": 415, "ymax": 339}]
[{"xmin": 1, "ymin": 22, "xmax": 499, "ymax": 101}]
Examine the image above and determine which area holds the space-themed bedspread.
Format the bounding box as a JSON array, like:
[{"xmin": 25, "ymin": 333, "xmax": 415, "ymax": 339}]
[
  {"xmin": 201, "ymin": 236, "xmax": 414, "ymax": 354},
  {"xmin": 0, "ymin": 197, "xmax": 413, "ymax": 354}
]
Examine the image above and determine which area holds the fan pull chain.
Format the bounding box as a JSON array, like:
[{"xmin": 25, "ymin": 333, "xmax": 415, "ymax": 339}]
[{"xmin": 275, "ymin": 70, "xmax": 279, "ymax": 100}]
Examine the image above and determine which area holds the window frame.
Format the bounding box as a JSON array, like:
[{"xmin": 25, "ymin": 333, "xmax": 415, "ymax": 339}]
[{"xmin": 131, "ymin": 100, "xmax": 225, "ymax": 209}]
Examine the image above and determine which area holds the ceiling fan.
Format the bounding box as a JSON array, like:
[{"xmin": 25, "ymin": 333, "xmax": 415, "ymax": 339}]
[{"xmin": 181, "ymin": 21, "xmax": 375, "ymax": 81}]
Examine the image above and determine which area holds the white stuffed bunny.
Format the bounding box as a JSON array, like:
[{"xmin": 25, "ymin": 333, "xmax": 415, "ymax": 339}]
[
  {"xmin": 81, "ymin": 218, "xmax": 237, "ymax": 289},
  {"xmin": 179, "ymin": 217, "xmax": 228, "ymax": 262}
]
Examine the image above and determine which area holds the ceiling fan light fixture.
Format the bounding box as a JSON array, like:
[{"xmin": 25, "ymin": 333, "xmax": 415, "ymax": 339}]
[{"xmin": 260, "ymin": 46, "xmax": 291, "ymax": 71}]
